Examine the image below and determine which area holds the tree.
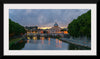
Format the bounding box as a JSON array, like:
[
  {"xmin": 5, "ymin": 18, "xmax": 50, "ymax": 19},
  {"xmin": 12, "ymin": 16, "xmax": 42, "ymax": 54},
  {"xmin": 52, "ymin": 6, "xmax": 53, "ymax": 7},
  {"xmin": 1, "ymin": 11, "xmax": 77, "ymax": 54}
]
[
  {"xmin": 9, "ymin": 19, "xmax": 26, "ymax": 37},
  {"xmin": 68, "ymin": 10, "xmax": 91, "ymax": 38}
]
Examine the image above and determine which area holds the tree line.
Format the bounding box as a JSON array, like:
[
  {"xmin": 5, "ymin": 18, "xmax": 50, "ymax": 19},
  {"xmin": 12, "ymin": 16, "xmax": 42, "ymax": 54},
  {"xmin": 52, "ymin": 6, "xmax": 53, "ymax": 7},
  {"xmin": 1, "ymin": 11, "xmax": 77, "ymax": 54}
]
[
  {"xmin": 68, "ymin": 10, "xmax": 91, "ymax": 38},
  {"xmin": 9, "ymin": 19, "xmax": 26, "ymax": 37}
]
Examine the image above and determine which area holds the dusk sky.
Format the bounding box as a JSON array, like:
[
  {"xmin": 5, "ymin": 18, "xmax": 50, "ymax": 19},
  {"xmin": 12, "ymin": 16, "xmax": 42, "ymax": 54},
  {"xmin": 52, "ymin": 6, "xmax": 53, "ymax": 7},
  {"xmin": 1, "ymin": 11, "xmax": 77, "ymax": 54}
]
[{"xmin": 9, "ymin": 9, "xmax": 89, "ymax": 27}]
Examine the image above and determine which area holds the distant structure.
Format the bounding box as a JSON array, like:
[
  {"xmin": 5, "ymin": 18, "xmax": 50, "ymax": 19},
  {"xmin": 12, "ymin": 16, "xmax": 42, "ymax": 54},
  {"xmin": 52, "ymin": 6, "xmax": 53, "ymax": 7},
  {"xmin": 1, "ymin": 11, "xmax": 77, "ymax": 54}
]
[
  {"xmin": 49, "ymin": 22, "xmax": 62, "ymax": 33},
  {"xmin": 25, "ymin": 26, "xmax": 38, "ymax": 33},
  {"xmin": 25, "ymin": 22, "xmax": 68, "ymax": 34}
]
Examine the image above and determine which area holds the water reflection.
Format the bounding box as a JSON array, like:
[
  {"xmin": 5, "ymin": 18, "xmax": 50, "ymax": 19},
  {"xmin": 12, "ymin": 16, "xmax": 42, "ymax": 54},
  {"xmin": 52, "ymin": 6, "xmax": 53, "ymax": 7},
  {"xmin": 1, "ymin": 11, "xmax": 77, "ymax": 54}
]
[
  {"xmin": 48, "ymin": 37, "xmax": 50, "ymax": 45},
  {"xmin": 9, "ymin": 36, "xmax": 91, "ymax": 50},
  {"xmin": 9, "ymin": 40, "xmax": 26, "ymax": 50},
  {"xmin": 33, "ymin": 37, "xmax": 37, "ymax": 40},
  {"xmin": 56, "ymin": 39, "xmax": 62, "ymax": 48},
  {"xmin": 33, "ymin": 37, "xmax": 37, "ymax": 43},
  {"xmin": 40, "ymin": 37, "xmax": 44, "ymax": 44},
  {"xmin": 27, "ymin": 40, "xmax": 29, "ymax": 43}
]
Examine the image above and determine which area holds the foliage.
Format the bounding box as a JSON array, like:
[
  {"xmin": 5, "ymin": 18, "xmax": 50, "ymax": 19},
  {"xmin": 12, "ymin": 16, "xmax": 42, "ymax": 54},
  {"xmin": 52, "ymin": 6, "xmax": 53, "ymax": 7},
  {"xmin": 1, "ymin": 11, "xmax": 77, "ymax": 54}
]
[
  {"xmin": 9, "ymin": 40, "xmax": 26, "ymax": 50},
  {"xmin": 9, "ymin": 19, "xmax": 26, "ymax": 36},
  {"xmin": 61, "ymin": 29, "xmax": 66, "ymax": 31},
  {"xmin": 9, "ymin": 38, "xmax": 22, "ymax": 48},
  {"xmin": 68, "ymin": 10, "xmax": 91, "ymax": 38}
]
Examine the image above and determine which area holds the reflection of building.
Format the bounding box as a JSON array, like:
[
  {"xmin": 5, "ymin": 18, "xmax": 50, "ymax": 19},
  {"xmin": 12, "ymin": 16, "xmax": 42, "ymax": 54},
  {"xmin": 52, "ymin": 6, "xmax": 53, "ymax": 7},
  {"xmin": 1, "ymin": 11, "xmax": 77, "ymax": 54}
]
[{"xmin": 49, "ymin": 22, "xmax": 62, "ymax": 33}]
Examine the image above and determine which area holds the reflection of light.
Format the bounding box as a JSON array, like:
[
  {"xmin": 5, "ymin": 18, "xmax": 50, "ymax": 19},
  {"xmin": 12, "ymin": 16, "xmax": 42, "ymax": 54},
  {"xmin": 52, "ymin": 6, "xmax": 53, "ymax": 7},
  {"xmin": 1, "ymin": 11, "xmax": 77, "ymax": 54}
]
[
  {"xmin": 42, "ymin": 39, "xmax": 44, "ymax": 44},
  {"xmin": 34, "ymin": 39, "xmax": 37, "ymax": 43},
  {"xmin": 56, "ymin": 39, "xmax": 58, "ymax": 43},
  {"xmin": 48, "ymin": 37, "xmax": 50, "ymax": 45},
  {"xmin": 40, "ymin": 37, "xmax": 45, "ymax": 40},
  {"xmin": 48, "ymin": 37, "xmax": 50, "ymax": 41},
  {"xmin": 27, "ymin": 37, "xmax": 30, "ymax": 39},
  {"xmin": 59, "ymin": 40, "xmax": 62, "ymax": 44},
  {"xmin": 40, "ymin": 37, "xmax": 44, "ymax": 44},
  {"xmin": 55, "ymin": 39, "xmax": 62, "ymax": 48},
  {"xmin": 33, "ymin": 37, "xmax": 37, "ymax": 40},
  {"xmin": 59, "ymin": 40, "xmax": 62, "ymax": 48},
  {"xmin": 27, "ymin": 40, "xmax": 29, "ymax": 43}
]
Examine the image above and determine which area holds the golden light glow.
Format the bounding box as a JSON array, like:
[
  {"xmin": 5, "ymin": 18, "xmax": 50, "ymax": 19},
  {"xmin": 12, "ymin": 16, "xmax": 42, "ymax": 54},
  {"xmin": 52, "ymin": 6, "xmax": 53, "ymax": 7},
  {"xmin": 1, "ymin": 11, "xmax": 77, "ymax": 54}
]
[
  {"xmin": 40, "ymin": 37, "xmax": 45, "ymax": 44},
  {"xmin": 33, "ymin": 37, "xmax": 37, "ymax": 40},
  {"xmin": 32, "ymin": 31, "xmax": 36, "ymax": 33},
  {"xmin": 40, "ymin": 30, "xmax": 43, "ymax": 34},
  {"xmin": 48, "ymin": 37, "xmax": 50, "ymax": 45},
  {"xmin": 55, "ymin": 39, "xmax": 62, "ymax": 48},
  {"xmin": 56, "ymin": 39, "xmax": 58, "ymax": 43},
  {"xmin": 48, "ymin": 37, "xmax": 50, "ymax": 41},
  {"xmin": 38, "ymin": 27, "xmax": 67, "ymax": 29},
  {"xmin": 56, "ymin": 31, "xmax": 62, "ymax": 33},
  {"xmin": 59, "ymin": 40, "xmax": 61, "ymax": 44},
  {"xmin": 27, "ymin": 37, "xmax": 30, "ymax": 39},
  {"xmin": 60, "ymin": 27, "xmax": 67, "ymax": 29},
  {"xmin": 27, "ymin": 32, "xmax": 31, "ymax": 33},
  {"xmin": 27, "ymin": 40, "xmax": 29, "ymax": 43},
  {"xmin": 64, "ymin": 31, "xmax": 68, "ymax": 34},
  {"xmin": 40, "ymin": 37, "xmax": 45, "ymax": 40},
  {"xmin": 38, "ymin": 27, "xmax": 51, "ymax": 29}
]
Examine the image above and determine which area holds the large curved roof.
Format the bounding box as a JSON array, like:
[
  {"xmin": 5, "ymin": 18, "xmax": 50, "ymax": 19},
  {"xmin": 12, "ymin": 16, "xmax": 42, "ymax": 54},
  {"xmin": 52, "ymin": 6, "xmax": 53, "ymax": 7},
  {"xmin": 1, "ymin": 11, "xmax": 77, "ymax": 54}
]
[{"xmin": 54, "ymin": 22, "xmax": 58, "ymax": 27}]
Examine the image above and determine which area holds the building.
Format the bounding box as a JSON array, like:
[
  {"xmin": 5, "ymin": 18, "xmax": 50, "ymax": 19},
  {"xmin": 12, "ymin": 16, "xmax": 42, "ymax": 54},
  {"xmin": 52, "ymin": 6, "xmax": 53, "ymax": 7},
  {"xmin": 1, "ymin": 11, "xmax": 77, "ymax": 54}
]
[
  {"xmin": 49, "ymin": 22, "xmax": 62, "ymax": 34},
  {"xmin": 25, "ymin": 26, "xmax": 38, "ymax": 33}
]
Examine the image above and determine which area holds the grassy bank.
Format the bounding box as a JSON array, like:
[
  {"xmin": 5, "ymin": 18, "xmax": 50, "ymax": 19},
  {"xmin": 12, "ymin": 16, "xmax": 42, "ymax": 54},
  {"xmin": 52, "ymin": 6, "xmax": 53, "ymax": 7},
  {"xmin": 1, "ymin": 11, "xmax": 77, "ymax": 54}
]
[
  {"xmin": 59, "ymin": 38, "xmax": 91, "ymax": 49},
  {"xmin": 9, "ymin": 38, "xmax": 22, "ymax": 48}
]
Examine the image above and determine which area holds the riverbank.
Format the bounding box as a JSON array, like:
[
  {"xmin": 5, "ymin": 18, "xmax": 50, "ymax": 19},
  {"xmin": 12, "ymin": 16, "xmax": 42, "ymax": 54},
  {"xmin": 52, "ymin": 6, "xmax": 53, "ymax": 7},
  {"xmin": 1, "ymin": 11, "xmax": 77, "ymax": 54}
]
[
  {"xmin": 9, "ymin": 38, "xmax": 22, "ymax": 48},
  {"xmin": 59, "ymin": 37, "xmax": 91, "ymax": 48}
]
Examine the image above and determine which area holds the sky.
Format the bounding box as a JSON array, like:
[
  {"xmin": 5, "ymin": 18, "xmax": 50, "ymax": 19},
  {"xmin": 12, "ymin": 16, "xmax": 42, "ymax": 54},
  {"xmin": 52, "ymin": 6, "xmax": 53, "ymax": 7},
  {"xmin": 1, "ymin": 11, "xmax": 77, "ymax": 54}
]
[{"xmin": 9, "ymin": 9, "xmax": 89, "ymax": 27}]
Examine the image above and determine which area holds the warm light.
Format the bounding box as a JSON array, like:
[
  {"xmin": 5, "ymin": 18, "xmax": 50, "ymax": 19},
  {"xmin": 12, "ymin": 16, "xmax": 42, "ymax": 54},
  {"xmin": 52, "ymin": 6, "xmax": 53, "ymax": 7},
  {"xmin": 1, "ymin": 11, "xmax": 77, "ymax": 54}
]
[
  {"xmin": 33, "ymin": 37, "xmax": 37, "ymax": 40},
  {"xmin": 27, "ymin": 40, "xmax": 29, "ymax": 43},
  {"xmin": 41, "ymin": 30, "xmax": 43, "ymax": 34},
  {"xmin": 27, "ymin": 32, "xmax": 31, "ymax": 33},
  {"xmin": 27, "ymin": 37, "xmax": 30, "ymax": 39},
  {"xmin": 41, "ymin": 37, "xmax": 44, "ymax": 44},
  {"xmin": 56, "ymin": 39, "xmax": 58, "ymax": 43},
  {"xmin": 48, "ymin": 37, "xmax": 50, "ymax": 45},
  {"xmin": 56, "ymin": 31, "xmax": 62, "ymax": 33},
  {"xmin": 61, "ymin": 27, "xmax": 67, "ymax": 29},
  {"xmin": 55, "ymin": 39, "xmax": 62, "ymax": 48},
  {"xmin": 40, "ymin": 37, "xmax": 45, "ymax": 40},
  {"xmin": 32, "ymin": 31, "xmax": 36, "ymax": 33},
  {"xmin": 38, "ymin": 27, "xmax": 67, "ymax": 29},
  {"xmin": 38, "ymin": 27, "xmax": 51, "ymax": 29},
  {"xmin": 59, "ymin": 40, "xmax": 61, "ymax": 44},
  {"xmin": 64, "ymin": 31, "xmax": 68, "ymax": 34},
  {"xmin": 48, "ymin": 37, "xmax": 50, "ymax": 41}
]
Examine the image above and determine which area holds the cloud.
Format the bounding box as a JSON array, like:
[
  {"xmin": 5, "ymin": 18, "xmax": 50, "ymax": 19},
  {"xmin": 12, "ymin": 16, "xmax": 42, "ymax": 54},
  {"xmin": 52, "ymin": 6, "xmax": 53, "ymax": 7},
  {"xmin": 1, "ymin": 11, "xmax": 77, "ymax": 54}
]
[{"xmin": 9, "ymin": 9, "xmax": 90, "ymax": 27}]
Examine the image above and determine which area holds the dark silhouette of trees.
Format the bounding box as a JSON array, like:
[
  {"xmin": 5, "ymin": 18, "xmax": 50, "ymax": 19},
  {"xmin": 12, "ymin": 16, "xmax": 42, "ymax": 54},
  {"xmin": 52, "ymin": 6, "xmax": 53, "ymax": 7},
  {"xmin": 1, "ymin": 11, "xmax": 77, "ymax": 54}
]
[
  {"xmin": 9, "ymin": 19, "xmax": 26, "ymax": 37},
  {"xmin": 68, "ymin": 10, "xmax": 91, "ymax": 38}
]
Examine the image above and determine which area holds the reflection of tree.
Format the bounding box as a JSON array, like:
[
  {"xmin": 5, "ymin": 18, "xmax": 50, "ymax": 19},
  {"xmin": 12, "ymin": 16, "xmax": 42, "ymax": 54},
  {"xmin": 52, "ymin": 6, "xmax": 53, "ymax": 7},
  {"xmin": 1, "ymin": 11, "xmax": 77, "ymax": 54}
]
[
  {"xmin": 68, "ymin": 43, "xmax": 91, "ymax": 50},
  {"xmin": 9, "ymin": 40, "xmax": 26, "ymax": 50}
]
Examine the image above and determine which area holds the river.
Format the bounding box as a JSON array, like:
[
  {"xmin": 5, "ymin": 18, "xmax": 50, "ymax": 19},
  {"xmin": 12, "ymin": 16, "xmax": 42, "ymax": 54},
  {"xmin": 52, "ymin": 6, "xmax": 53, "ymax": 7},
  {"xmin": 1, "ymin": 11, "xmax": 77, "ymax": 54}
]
[{"xmin": 10, "ymin": 37, "xmax": 90, "ymax": 50}]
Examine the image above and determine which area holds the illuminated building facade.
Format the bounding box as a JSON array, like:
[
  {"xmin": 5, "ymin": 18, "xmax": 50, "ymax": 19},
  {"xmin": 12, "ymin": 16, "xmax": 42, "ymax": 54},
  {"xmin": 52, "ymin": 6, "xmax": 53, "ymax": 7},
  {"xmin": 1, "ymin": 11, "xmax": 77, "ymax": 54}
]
[{"xmin": 49, "ymin": 22, "xmax": 62, "ymax": 33}]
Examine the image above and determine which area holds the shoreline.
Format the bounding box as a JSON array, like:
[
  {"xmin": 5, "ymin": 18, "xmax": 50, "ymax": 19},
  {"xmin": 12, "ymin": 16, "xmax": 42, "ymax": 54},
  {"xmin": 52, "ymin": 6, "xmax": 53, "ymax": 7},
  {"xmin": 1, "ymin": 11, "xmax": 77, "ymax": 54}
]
[{"xmin": 59, "ymin": 37, "xmax": 91, "ymax": 48}]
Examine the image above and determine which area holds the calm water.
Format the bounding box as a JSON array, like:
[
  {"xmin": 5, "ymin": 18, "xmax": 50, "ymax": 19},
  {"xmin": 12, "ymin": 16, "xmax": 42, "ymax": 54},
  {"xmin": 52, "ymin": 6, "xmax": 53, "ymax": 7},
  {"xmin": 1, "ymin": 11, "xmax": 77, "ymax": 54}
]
[
  {"xmin": 22, "ymin": 38, "xmax": 69, "ymax": 50},
  {"xmin": 10, "ymin": 37, "xmax": 90, "ymax": 50}
]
